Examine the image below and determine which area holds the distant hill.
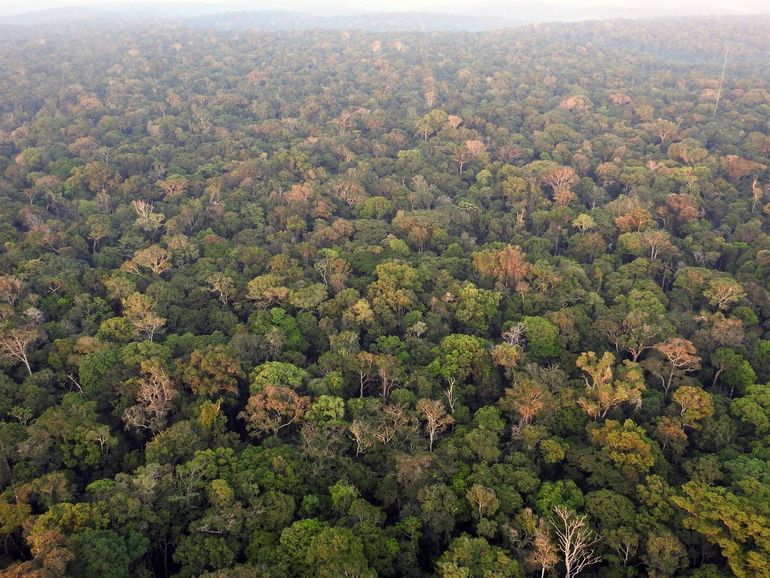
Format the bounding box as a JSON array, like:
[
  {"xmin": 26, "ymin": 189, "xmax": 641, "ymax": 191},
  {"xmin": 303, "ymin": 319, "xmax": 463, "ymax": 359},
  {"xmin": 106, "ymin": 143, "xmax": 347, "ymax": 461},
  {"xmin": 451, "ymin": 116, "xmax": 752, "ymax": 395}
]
[
  {"xmin": 184, "ymin": 10, "xmax": 523, "ymax": 31},
  {"xmin": 0, "ymin": 5, "xmax": 521, "ymax": 31},
  {"xmin": 1, "ymin": 1, "xmax": 766, "ymax": 31}
]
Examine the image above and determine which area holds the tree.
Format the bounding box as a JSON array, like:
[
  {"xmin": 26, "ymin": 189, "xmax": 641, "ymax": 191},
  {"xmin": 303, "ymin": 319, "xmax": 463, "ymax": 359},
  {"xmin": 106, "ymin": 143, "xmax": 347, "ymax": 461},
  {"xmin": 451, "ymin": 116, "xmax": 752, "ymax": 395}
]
[
  {"xmin": 414, "ymin": 109, "xmax": 447, "ymax": 140},
  {"xmin": 672, "ymin": 386, "xmax": 714, "ymax": 428},
  {"xmin": 642, "ymin": 530, "xmax": 688, "ymax": 578},
  {"xmin": 352, "ymin": 351, "xmax": 377, "ymax": 398},
  {"xmin": 206, "ymin": 273, "xmax": 236, "ymax": 305},
  {"xmin": 539, "ymin": 164, "xmax": 578, "ymax": 205},
  {"xmin": 418, "ymin": 484, "xmax": 460, "ymax": 540},
  {"xmin": 640, "ymin": 229, "xmax": 677, "ymax": 261},
  {"xmin": 452, "ymin": 282, "xmax": 501, "ymax": 335},
  {"xmin": 241, "ymin": 385, "xmax": 310, "ymax": 437},
  {"xmin": 85, "ymin": 214, "xmax": 112, "ymax": 252},
  {"xmin": 536, "ymin": 480, "xmax": 585, "ymax": 516},
  {"xmin": 416, "ymin": 398, "xmax": 454, "ymax": 452},
  {"xmin": 3, "ymin": 529, "xmax": 74, "ymax": 577},
  {"xmin": 597, "ymin": 290, "xmax": 672, "ymax": 362},
  {"xmin": 157, "ymin": 174, "xmax": 190, "ymax": 200},
  {"xmin": 0, "ymin": 322, "xmax": 43, "ymax": 375},
  {"xmin": 246, "ymin": 274, "xmax": 290, "ymax": 309},
  {"xmin": 452, "ymin": 140, "xmax": 487, "ymax": 174},
  {"xmin": 0, "ymin": 275, "xmax": 23, "ymax": 306},
  {"xmin": 289, "ymin": 284, "xmax": 328, "ymax": 311},
  {"xmin": 250, "ymin": 361, "xmax": 308, "ymax": 391},
  {"xmin": 328, "ymin": 178, "xmax": 366, "ymax": 209},
  {"xmin": 71, "ymin": 529, "xmax": 140, "ymax": 578},
  {"xmin": 123, "ymin": 359, "xmax": 178, "ymax": 434},
  {"xmin": 437, "ymin": 535, "xmax": 522, "ymax": 578},
  {"xmin": 122, "ymin": 293, "xmax": 166, "ymax": 342},
  {"xmin": 499, "ymin": 378, "xmax": 551, "ymax": 430},
  {"xmin": 375, "ymin": 354, "xmax": 403, "ymax": 402},
  {"xmin": 667, "ymin": 139, "xmax": 708, "ymax": 166},
  {"xmin": 646, "ymin": 118, "xmax": 680, "ymax": 144},
  {"xmin": 673, "ymin": 481, "xmax": 770, "ymax": 578},
  {"xmin": 367, "ymin": 261, "xmax": 421, "ymax": 331},
  {"xmin": 466, "ymin": 484, "xmax": 499, "ymax": 519},
  {"xmin": 313, "ymin": 249, "xmax": 350, "ymax": 293},
  {"xmin": 131, "ymin": 199, "xmax": 165, "ymax": 235},
  {"xmin": 653, "ymin": 416, "xmax": 688, "ymax": 459},
  {"xmin": 428, "ymin": 334, "xmax": 491, "ymax": 412},
  {"xmin": 473, "ymin": 244, "xmax": 530, "ymax": 295},
  {"xmin": 711, "ymin": 348, "xmax": 755, "ymax": 395},
  {"xmin": 589, "ymin": 419, "xmax": 656, "ymax": 480},
  {"xmin": 521, "ymin": 316, "xmax": 561, "ymax": 361},
  {"xmin": 491, "ymin": 343, "xmax": 524, "ymax": 378},
  {"xmin": 305, "ymin": 526, "xmax": 374, "ymax": 578},
  {"xmin": 526, "ymin": 519, "xmax": 559, "ymax": 578},
  {"xmin": 703, "ymin": 277, "xmax": 745, "ymax": 311},
  {"xmin": 182, "ymin": 345, "xmax": 245, "ymax": 398},
  {"xmin": 551, "ymin": 506, "xmax": 602, "ymax": 578},
  {"xmin": 731, "ymin": 384, "xmax": 770, "ymax": 434},
  {"xmin": 126, "ymin": 245, "xmax": 171, "ymax": 277},
  {"xmin": 576, "ymin": 351, "xmax": 645, "ymax": 420},
  {"xmin": 615, "ymin": 207, "xmax": 653, "ymax": 233},
  {"xmin": 651, "ymin": 338, "xmax": 701, "ymax": 395}
]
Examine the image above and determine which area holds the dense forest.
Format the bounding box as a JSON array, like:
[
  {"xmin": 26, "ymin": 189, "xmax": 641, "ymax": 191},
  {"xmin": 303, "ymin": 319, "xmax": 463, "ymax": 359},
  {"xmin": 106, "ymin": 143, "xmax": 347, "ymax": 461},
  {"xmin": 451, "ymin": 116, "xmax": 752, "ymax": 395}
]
[{"xmin": 0, "ymin": 14, "xmax": 769, "ymax": 578}]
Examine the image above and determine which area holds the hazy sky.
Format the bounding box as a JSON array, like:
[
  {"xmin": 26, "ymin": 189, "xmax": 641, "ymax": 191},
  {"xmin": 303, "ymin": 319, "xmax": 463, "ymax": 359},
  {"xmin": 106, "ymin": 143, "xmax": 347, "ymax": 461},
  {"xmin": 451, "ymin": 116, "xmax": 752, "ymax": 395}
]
[{"xmin": 1, "ymin": 0, "xmax": 768, "ymax": 16}]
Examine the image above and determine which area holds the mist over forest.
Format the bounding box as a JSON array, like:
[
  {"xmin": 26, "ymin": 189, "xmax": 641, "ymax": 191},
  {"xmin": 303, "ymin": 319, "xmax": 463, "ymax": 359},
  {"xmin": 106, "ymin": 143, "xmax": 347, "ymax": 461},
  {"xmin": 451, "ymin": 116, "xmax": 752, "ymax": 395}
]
[{"xmin": 0, "ymin": 9, "xmax": 769, "ymax": 578}]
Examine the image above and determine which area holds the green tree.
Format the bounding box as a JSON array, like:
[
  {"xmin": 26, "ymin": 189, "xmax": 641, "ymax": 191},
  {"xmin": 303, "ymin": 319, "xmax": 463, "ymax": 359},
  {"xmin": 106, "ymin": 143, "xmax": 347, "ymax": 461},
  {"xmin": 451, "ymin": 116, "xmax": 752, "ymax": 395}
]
[
  {"xmin": 673, "ymin": 481, "xmax": 770, "ymax": 578},
  {"xmin": 521, "ymin": 316, "xmax": 561, "ymax": 361},
  {"xmin": 437, "ymin": 534, "xmax": 523, "ymax": 578}
]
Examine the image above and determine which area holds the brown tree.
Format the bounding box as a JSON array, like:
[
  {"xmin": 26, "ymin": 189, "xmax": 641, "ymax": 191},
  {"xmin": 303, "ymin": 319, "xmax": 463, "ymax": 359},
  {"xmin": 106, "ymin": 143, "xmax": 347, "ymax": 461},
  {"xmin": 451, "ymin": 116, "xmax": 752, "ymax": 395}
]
[
  {"xmin": 654, "ymin": 416, "xmax": 688, "ymax": 459},
  {"xmin": 123, "ymin": 360, "xmax": 178, "ymax": 434},
  {"xmin": 657, "ymin": 194, "xmax": 699, "ymax": 231},
  {"xmin": 0, "ymin": 323, "xmax": 43, "ymax": 375},
  {"xmin": 500, "ymin": 378, "xmax": 551, "ymax": 431},
  {"xmin": 375, "ymin": 354, "xmax": 403, "ymax": 402},
  {"xmin": 122, "ymin": 293, "xmax": 166, "ymax": 341},
  {"xmin": 614, "ymin": 207, "xmax": 653, "ymax": 233},
  {"xmin": 526, "ymin": 518, "xmax": 559, "ymax": 578},
  {"xmin": 416, "ymin": 398, "xmax": 454, "ymax": 452},
  {"xmin": 452, "ymin": 146, "xmax": 474, "ymax": 174},
  {"xmin": 452, "ymin": 139, "xmax": 486, "ymax": 173},
  {"xmin": 206, "ymin": 273, "xmax": 236, "ymax": 305},
  {"xmin": 157, "ymin": 175, "xmax": 191, "ymax": 200},
  {"xmin": 473, "ymin": 244, "xmax": 531, "ymax": 296},
  {"xmin": 126, "ymin": 245, "xmax": 171, "ymax": 276},
  {"xmin": 240, "ymin": 385, "xmax": 309, "ymax": 437},
  {"xmin": 353, "ymin": 351, "xmax": 377, "ymax": 398},
  {"xmin": 651, "ymin": 338, "xmax": 701, "ymax": 395},
  {"xmin": 328, "ymin": 178, "xmax": 366, "ymax": 209},
  {"xmin": 0, "ymin": 276, "xmax": 22, "ymax": 306},
  {"xmin": 539, "ymin": 165, "xmax": 578, "ymax": 205}
]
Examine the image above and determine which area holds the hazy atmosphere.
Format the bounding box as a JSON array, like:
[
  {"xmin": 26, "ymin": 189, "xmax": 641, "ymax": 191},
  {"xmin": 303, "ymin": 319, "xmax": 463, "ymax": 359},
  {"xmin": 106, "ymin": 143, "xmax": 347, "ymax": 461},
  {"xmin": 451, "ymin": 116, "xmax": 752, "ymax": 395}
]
[{"xmin": 2, "ymin": 0, "xmax": 769, "ymax": 17}]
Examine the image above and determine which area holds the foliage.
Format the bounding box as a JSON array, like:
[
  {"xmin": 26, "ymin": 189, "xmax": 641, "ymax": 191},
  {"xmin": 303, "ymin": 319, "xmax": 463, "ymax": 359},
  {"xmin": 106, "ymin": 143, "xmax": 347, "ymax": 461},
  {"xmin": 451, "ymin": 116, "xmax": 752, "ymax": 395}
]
[{"xmin": 0, "ymin": 14, "xmax": 768, "ymax": 577}]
